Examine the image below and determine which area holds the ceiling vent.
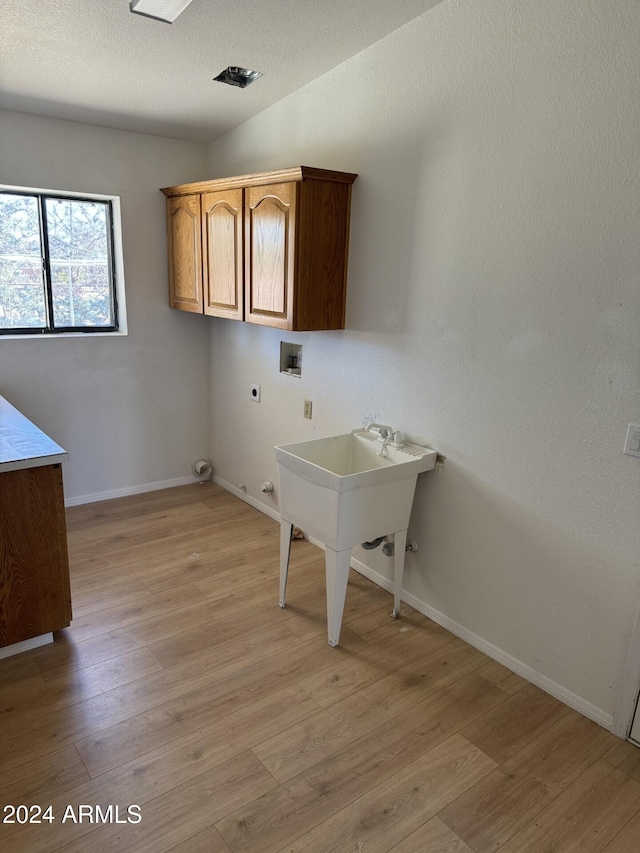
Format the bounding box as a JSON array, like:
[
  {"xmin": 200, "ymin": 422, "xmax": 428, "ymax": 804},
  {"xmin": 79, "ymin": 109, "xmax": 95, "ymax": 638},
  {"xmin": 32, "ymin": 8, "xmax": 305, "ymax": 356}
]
[{"xmin": 213, "ymin": 67, "xmax": 263, "ymax": 89}]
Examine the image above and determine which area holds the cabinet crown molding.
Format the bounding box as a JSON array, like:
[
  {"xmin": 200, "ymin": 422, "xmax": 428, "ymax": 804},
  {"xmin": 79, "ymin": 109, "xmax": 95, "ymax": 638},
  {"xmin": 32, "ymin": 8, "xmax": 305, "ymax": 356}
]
[{"xmin": 161, "ymin": 166, "xmax": 358, "ymax": 198}]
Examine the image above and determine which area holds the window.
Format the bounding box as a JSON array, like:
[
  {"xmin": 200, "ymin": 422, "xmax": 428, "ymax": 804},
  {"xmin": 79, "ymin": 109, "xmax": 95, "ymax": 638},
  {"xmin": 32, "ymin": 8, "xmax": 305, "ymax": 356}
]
[{"xmin": 0, "ymin": 188, "xmax": 123, "ymax": 335}]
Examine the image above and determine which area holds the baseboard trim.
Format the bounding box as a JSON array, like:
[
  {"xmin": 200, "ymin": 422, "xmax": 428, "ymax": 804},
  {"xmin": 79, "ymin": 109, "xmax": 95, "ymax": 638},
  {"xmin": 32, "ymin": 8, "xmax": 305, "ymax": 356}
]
[
  {"xmin": 0, "ymin": 633, "xmax": 53, "ymax": 660},
  {"xmin": 350, "ymin": 556, "xmax": 613, "ymax": 731},
  {"xmin": 64, "ymin": 475, "xmax": 196, "ymax": 507},
  {"xmin": 212, "ymin": 475, "xmax": 281, "ymax": 523},
  {"xmin": 210, "ymin": 480, "xmax": 614, "ymax": 732}
]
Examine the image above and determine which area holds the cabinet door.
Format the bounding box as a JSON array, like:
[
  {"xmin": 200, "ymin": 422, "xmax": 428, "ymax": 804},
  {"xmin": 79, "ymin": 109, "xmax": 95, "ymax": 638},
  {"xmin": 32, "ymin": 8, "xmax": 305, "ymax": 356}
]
[
  {"xmin": 166, "ymin": 195, "xmax": 203, "ymax": 313},
  {"xmin": 245, "ymin": 182, "xmax": 297, "ymax": 329},
  {"xmin": 0, "ymin": 464, "xmax": 71, "ymax": 647},
  {"xmin": 202, "ymin": 189, "xmax": 243, "ymax": 320}
]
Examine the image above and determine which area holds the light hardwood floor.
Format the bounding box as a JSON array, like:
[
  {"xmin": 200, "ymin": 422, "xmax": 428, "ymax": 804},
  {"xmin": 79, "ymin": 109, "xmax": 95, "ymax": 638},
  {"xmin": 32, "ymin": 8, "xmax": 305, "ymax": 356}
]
[{"xmin": 1, "ymin": 483, "xmax": 639, "ymax": 852}]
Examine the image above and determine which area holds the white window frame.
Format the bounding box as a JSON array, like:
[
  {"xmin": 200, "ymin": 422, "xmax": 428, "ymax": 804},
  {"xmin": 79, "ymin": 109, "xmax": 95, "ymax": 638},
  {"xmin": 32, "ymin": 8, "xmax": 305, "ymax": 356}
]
[{"xmin": 0, "ymin": 183, "xmax": 128, "ymax": 339}]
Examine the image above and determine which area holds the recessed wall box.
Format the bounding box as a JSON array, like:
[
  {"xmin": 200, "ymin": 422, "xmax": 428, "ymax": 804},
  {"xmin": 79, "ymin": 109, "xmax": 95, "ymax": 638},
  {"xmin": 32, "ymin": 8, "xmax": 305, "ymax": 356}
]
[{"xmin": 280, "ymin": 342, "xmax": 302, "ymax": 377}]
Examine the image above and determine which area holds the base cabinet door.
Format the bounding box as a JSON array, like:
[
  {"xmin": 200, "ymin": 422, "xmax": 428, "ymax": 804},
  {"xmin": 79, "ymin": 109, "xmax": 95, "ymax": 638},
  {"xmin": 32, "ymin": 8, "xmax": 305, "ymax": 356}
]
[
  {"xmin": 0, "ymin": 464, "xmax": 72, "ymax": 647},
  {"xmin": 167, "ymin": 195, "xmax": 203, "ymax": 312},
  {"xmin": 202, "ymin": 188, "xmax": 243, "ymax": 320},
  {"xmin": 245, "ymin": 182, "xmax": 297, "ymax": 329}
]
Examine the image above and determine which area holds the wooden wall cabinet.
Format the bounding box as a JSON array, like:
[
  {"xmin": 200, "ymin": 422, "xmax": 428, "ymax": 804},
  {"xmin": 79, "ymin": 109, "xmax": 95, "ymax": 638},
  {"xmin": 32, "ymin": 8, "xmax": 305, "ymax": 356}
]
[{"xmin": 161, "ymin": 166, "xmax": 357, "ymax": 331}]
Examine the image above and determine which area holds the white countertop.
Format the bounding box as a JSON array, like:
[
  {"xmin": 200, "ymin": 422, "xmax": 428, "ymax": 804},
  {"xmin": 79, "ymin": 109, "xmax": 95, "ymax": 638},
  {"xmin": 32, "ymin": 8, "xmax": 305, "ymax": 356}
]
[{"xmin": 0, "ymin": 396, "xmax": 67, "ymax": 473}]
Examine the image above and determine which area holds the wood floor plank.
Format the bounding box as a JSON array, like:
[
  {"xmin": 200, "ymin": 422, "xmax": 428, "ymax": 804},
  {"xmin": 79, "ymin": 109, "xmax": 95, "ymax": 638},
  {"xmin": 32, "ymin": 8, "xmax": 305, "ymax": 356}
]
[
  {"xmin": 439, "ymin": 712, "xmax": 615, "ymax": 853},
  {"xmin": 66, "ymin": 505, "xmax": 216, "ymax": 566},
  {"xmin": 0, "ymin": 653, "xmax": 45, "ymax": 687},
  {"xmin": 348, "ymin": 602, "xmax": 437, "ymax": 645},
  {"xmin": 65, "ymin": 555, "xmax": 117, "ymax": 592},
  {"xmin": 197, "ymin": 544, "xmax": 325, "ymax": 594},
  {"xmin": 388, "ymin": 817, "xmax": 474, "ymax": 853},
  {"xmin": 70, "ymin": 577, "xmax": 154, "ymax": 619},
  {"xmin": 64, "ymin": 484, "xmax": 211, "ymax": 530},
  {"xmin": 50, "ymin": 751, "xmax": 276, "ymax": 853},
  {"xmin": 147, "ymin": 574, "xmax": 325, "ymax": 669},
  {"xmin": 0, "ymin": 621, "xmax": 326, "ymax": 771},
  {"xmin": 39, "ymin": 578, "xmax": 307, "ymax": 684},
  {"xmin": 601, "ymin": 810, "xmax": 640, "ymax": 852},
  {"xmin": 145, "ymin": 540, "xmax": 320, "ymax": 598},
  {"xmin": 147, "ymin": 619, "xmax": 295, "ymax": 671},
  {"xmin": 277, "ymin": 734, "xmax": 496, "ymax": 853},
  {"xmin": 0, "ymin": 648, "xmax": 163, "ymax": 738},
  {"xmin": 299, "ymin": 616, "xmax": 454, "ymax": 708},
  {"xmin": 1, "ymin": 483, "xmax": 635, "ymax": 853},
  {"xmin": 217, "ymin": 673, "xmax": 506, "ymax": 853},
  {"xmin": 283, "ymin": 570, "xmax": 393, "ymax": 641},
  {"xmin": 603, "ymin": 736, "xmax": 640, "ymax": 784},
  {"xmin": 1, "ymin": 684, "xmax": 318, "ymax": 853},
  {"xmin": 497, "ymin": 760, "xmax": 640, "ymax": 853},
  {"xmin": 64, "ymin": 583, "xmax": 207, "ymax": 643},
  {"xmin": 69, "ymin": 520, "xmax": 257, "ymax": 583},
  {"xmin": 68, "ymin": 497, "xmax": 214, "ymax": 539},
  {"xmin": 75, "ymin": 628, "xmax": 363, "ymax": 778},
  {"xmin": 254, "ymin": 639, "xmax": 487, "ymax": 783},
  {"xmin": 167, "ymin": 827, "xmax": 233, "ymax": 853},
  {"xmin": 460, "ymin": 681, "xmax": 570, "ymax": 764},
  {"xmin": 0, "ymin": 671, "xmax": 47, "ymax": 709},
  {"xmin": 141, "ymin": 552, "xmax": 255, "ymax": 595},
  {"xmin": 500, "ymin": 711, "xmax": 617, "ymax": 782},
  {"xmin": 476, "ymin": 658, "xmax": 528, "ymax": 695},
  {"xmin": 120, "ymin": 583, "xmax": 303, "ymax": 650},
  {"xmin": 35, "ymin": 629, "xmax": 160, "ymax": 682},
  {"xmin": 0, "ymin": 744, "xmax": 89, "ymax": 807}
]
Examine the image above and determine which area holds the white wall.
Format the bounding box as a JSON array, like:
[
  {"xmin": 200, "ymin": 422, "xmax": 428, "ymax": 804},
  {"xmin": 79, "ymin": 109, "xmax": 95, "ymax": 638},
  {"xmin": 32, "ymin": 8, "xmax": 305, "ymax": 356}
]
[
  {"xmin": 0, "ymin": 111, "xmax": 211, "ymax": 502},
  {"xmin": 207, "ymin": 0, "xmax": 640, "ymax": 721}
]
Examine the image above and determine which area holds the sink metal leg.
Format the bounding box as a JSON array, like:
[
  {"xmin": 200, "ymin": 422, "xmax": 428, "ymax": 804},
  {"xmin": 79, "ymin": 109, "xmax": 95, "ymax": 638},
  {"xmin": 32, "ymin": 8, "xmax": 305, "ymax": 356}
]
[
  {"xmin": 392, "ymin": 528, "xmax": 408, "ymax": 618},
  {"xmin": 279, "ymin": 520, "xmax": 293, "ymax": 608},
  {"xmin": 325, "ymin": 545, "xmax": 352, "ymax": 647}
]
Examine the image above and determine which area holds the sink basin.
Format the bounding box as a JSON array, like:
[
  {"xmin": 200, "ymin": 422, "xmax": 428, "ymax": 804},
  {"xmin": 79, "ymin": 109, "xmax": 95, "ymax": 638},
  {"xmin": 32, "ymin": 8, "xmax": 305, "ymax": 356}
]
[
  {"xmin": 276, "ymin": 429, "xmax": 437, "ymax": 551},
  {"xmin": 275, "ymin": 428, "xmax": 437, "ymax": 645}
]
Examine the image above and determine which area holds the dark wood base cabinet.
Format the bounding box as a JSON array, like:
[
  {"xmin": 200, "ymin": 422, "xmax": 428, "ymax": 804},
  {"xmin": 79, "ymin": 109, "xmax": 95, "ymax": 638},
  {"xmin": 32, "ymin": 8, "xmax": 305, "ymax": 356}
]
[{"xmin": 0, "ymin": 463, "xmax": 72, "ymax": 648}]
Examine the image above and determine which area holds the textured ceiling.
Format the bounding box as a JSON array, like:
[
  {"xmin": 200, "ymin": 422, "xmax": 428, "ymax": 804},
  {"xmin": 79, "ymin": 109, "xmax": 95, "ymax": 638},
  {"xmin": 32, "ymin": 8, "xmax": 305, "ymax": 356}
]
[{"xmin": 1, "ymin": 0, "xmax": 443, "ymax": 143}]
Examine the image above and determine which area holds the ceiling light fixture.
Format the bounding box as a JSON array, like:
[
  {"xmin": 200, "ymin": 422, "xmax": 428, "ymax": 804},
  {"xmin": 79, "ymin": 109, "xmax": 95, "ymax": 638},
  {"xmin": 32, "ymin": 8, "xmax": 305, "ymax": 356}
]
[
  {"xmin": 129, "ymin": 0, "xmax": 195, "ymax": 24},
  {"xmin": 213, "ymin": 66, "xmax": 263, "ymax": 89}
]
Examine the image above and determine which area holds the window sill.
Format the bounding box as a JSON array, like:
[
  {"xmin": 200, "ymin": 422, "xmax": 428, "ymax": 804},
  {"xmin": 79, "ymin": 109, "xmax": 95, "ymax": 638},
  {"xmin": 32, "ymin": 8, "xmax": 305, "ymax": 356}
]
[{"xmin": 0, "ymin": 329, "xmax": 128, "ymax": 341}]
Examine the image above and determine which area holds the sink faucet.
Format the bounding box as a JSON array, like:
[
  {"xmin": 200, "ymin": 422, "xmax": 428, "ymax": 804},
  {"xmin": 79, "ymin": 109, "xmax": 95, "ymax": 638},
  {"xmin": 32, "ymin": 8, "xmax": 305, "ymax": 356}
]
[
  {"xmin": 367, "ymin": 422, "xmax": 392, "ymax": 437},
  {"xmin": 367, "ymin": 423, "xmax": 393, "ymax": 439},
  {"xmin": 367, "ymin": 423, "xmax": 394, "ymax": 456},
  {"xmin": 378, "ymin": 433, "xmax": 392, "ymax": 456}
]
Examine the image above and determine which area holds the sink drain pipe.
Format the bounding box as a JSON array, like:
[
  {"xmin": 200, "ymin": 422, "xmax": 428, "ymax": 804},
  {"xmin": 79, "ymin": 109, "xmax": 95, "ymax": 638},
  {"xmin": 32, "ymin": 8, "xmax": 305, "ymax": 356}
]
[{"xmin": 360, "ymin": 535, "xmax": 418, "ymax": 555}]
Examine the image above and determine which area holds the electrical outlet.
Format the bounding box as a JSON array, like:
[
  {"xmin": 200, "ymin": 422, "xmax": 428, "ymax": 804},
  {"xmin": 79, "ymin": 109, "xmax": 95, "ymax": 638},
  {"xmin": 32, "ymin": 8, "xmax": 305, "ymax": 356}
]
[
  {"xmin": 624, "ymin": 423, "xmax": 640, "ymax": 458},
  {"xmin": 250, "ymin": 384, "xmax": 260, "ymax": 402},
  {"xmin": 304, "ymin": 400, "xmax": 312, "ymax": 419}
]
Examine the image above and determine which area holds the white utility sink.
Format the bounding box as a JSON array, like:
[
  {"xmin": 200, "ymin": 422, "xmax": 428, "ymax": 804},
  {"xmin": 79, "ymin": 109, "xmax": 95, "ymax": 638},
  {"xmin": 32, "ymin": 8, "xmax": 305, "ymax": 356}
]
[{"xmin": 275, "ymin": 427, "xmax": 437, "ymax": 646}]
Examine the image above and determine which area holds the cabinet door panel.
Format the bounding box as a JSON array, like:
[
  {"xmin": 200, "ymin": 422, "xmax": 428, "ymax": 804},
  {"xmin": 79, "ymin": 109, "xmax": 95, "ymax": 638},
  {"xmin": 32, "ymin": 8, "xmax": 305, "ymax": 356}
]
[
  {"xmin": 167, "ymin": 195, "xmax": 203, "ymax": 313},
  {"xmin": 245, "ymin": 182, "xmax": 296, "ymax": 328},
  {"xmin": 0, "ymin": 464, "xmax": 71, "ymax": 647},
  {"xmin": 252, "ymin": 202, "xmax": 286, "ymax": 315},
  {"xmin": 202, "ymin": 189, "xmax": 243, "ymax": 320}
]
